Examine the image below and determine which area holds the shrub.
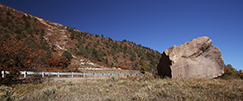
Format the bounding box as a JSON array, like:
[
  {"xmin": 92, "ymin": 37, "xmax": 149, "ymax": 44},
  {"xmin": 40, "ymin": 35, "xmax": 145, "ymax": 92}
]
[
  {"xmin": 14, "ymin": 27, "xmax": 23, "ymax": 34},
  {"xmin": 70, "ymin": 32, "xmax": 75, "ymax": 40},
  {"xmin": 110, "ymin": 76, "xmax": 118, "ymax": 82},
  {"xmin": 0, "ymin": 39, "xmax": 44, "ymax": 82},
  {"xmin": 47, "ymin": 56, "xmax": 70, "ymax": 69},
  {"xmin": 220, "ymin": 64, "xmax": 243, "ymax": 79},
  {"xmin": 24, "ymin": 20, "xmax": 30, "ymax": 29},
  {"xmin": 61, "ymin": 50, "xmax": 73, "ymax": 61},
  {"xmin": 6, "ymin": 11, "xmax": 11, "ymax": 16},
  {"xmin": 3, "ymin": 33, "xmax": 10, "ymax": 39},
  {"xmin": 26, "ymin": 28, "xmax": 32, "ymax": 34},
  {"xmin": 140, "ymin": 60, "xmax": 148, "ymax": 74},
  {"xmin": 130, "ymin": 54, "xmax": 136, "ymax": 62},
  {"xmin": 113, "ymin": 56, "xmax": 118, "ymax": 62},
  {"xmin": 39, "ymin": 29, "xmax": 45, "ymax": 40},
  {"xmin": 14, "ymin": 32, "xmax": 26, "ymax": 40}
]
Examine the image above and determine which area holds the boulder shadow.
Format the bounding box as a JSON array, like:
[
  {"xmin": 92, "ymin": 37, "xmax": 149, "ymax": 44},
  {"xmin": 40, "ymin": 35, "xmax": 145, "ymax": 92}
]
[{"xmin": 157, "ymin": 52, "xmax": 172, "ymax": 78}]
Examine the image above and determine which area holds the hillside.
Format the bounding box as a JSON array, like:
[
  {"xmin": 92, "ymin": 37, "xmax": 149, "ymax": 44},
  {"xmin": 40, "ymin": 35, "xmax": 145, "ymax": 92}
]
[{"xmin": 0, "ymin": 3, "xmax": 161, "ymax": 72}]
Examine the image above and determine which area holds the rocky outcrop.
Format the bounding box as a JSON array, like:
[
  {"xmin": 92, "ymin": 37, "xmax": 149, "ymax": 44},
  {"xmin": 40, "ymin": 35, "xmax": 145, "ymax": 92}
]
[{"xmin": 157, "ymin": 36, "xmax": 224, "ymax": 78}]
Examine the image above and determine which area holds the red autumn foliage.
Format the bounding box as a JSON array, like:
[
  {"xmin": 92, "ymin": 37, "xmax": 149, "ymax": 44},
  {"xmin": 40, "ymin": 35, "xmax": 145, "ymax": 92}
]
[
  {"xmin": 0, "ymin": 39, "xmax": 44, "ymax": 81},
  {"xmin": 47, "ymin": 56, "xmax": 70, "ymax": 69},
  {"xmin": 0, "ymin": 39, "xmax": 44, "ymax": 71}
]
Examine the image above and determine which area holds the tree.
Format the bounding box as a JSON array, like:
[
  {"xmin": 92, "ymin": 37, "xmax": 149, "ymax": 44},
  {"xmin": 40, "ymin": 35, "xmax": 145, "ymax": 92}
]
[
  {"xmin": 40, "ymin": 29, "xmax": 45, "ymax": 41},
  {"xmin": 61, "ymin": 50, "xmax": 73, "ymax": 61},
  {"xmin": 140, "ymin": 59, "xmax": 148, "ymax": 74},
  {"xmin": 149, "ymin": 60, "xmax": 156, "ymax": 70},
  {"xmin": 220, "ymin": 64, "xmax": 243, "ymax": 79},
  {"xmin": 70, "ymin": 32, "xmax": 75, "ymax": 40},
  {"xmin": 130, "ymin": 52, "xmax": 136, "ymax": 62},
  {"xmin": 6, "ymin": 11, "xmax": 11, "ymax": 16},
  {"xmin": 123, "ymin": 44, "xmax": 127, "ymax": 52},
  {"xmin": 105, "ymin": 57, "xmax": 108, "ymax": 64},
  {"xmin": 0, "ymin": 39, "xmax": 43, "ymax": 81},
  {"xmin": 101, "ymin": 34, "xmax": 104, "ymax": 40},
  {"xmin": 47, "ymin": 56, "xmax": 70, "ymax": 69},
  {"xmin": 24, "ymin": 20, "xmax": 30, "ymax": 30},
  {"xmin": 239, "ymin": 70, "xmax": 243, "ymax": 79},
  {"xmin": 113, "ymin": 55, "xmax": 118, "ymax": 62}
]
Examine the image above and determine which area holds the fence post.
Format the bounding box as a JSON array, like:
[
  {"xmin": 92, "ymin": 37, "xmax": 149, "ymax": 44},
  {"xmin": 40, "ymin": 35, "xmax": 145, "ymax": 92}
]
[
  {"xmin": 1, "ymin": 71, "xmax": 4, "ymax": 78},
  {"xmin": 42, "ymin": 72, "xmax": 44, "ymax": 78},
  {"xmin": 58, "ymin": 72, "xmax": 59, "ymax": 78},
  {"xmin": 94, "ymin": 73, "xmax": 96, "ymax": 79},
  {"xmin": 71, "ymin": 72, "xmax": 73, "ymax": 78},
  {"xmin": 24, "ymin": 71, "xmax": 26, "ymax": 78}
]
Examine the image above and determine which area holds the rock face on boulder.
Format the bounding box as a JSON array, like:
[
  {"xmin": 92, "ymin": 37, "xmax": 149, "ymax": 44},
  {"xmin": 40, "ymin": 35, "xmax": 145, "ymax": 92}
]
[{"xmin": 157, "ymin": 36, "xmax": 224, "ymax": 78}]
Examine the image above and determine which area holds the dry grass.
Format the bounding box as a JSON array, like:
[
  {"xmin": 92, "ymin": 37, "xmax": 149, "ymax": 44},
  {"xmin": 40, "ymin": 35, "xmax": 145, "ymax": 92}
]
[{"xmin": 1, "ymin": 76, "xmax": 243, "ymax": 101}]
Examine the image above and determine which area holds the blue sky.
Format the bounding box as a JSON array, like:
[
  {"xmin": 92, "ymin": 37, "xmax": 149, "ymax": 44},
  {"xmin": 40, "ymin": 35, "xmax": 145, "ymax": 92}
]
[{"xmin": 1, "ymin": 0, "xmax": 243, "ymax": 70}]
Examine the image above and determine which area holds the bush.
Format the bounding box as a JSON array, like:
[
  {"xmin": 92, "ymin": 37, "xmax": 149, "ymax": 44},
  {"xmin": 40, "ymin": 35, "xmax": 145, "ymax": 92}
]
[
  {"xmin": 26, "ymin": 28, "xmax": 32, "ymax": 34},
  {"xmin": 39, "ymin": 29, "xmax": 45, "ymax": 40},
  {"xmin": 61, "ymin": 50, "xmax": 73, "ymax": 61},
  {"xmin": 24, "ymin": 20, "xmax": 30, "ymax": 30},
  {"xmin": 3, "ymin": 33, "xmax": 10, "ymax": 39},
  {"xmin": 140, "ymin": 60, "xmax": 148, "ymax": 74},
  {"xmin": 130, "ymin": 54, "xmax": 136, "ymax": 61},
  {"xmin": 14, "ymin": 32, "xmax": 26, "ymax": 40},
  {"xmin": 0, "ymin": 39, "xmax": 44, "ymax": 83},
  {"xmin": 113, "ymin": 56, "xmax": 118, "ymax": 62},
  {"xmin": 47, "ymin": 56, "xmax": 70, "ymax": 69},
  {"xmin": 220, "ymin": 64, "xmax": 243, "ymax": 79},
  {"xmin": 6, "ymin": 11, "xmax": 11, "ymax": 16},
  {"xmin": 70, "ymin": 32, "xmax": 75, "ymax": 40},
  {"xmin": 14, "ymin": 27, "xmax": 23, "ymax": 34}
]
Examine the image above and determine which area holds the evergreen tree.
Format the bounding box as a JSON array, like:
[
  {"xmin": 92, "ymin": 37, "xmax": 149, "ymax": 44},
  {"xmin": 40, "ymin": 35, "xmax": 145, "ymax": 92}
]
[{"xmin": 61, "ymin": 50, "xmax": 73, "ymax": 61}]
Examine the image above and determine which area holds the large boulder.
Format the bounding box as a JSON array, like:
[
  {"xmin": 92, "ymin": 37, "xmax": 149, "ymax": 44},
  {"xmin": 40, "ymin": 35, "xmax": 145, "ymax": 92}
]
[{"xmin": 157, "ymin": 36, "xmax": 224, "ymax": 78}]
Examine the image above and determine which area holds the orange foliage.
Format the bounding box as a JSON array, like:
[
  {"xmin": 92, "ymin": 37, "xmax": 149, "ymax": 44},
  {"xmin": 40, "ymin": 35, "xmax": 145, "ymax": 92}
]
[
  {"xmin": 0, "ymin": 39, "xmax": 44, "ymax": 71},
  {"xmin": 45, "ymin": 67, "xmax": 63, "ymax": 72},
  {"xmin": 47, "ymin": 56, "xmax": 70, "ymax": 69},
  {"xmin": 239, "ymin": 69, "xmax": 243, "ymax": 79},
  {"xmin": 0, "ymin": 39, "xmax": 44, "ymax": 81},
  {"xmin": 221, "ymin": 64, "xmax": 243, "ymax": 79}
]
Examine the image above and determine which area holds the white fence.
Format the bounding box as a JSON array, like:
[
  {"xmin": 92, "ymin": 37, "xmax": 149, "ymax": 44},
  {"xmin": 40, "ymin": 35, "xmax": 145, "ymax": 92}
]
[{"xmin": 1, "ymin": 71, "xmax": 143, "ymax": 78}]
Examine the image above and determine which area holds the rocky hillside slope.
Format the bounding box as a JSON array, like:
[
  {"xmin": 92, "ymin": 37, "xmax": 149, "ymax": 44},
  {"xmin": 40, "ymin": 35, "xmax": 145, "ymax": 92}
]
[{"xmin": 0, "ymin": 3, "xmax": 161, "ymax": 72}]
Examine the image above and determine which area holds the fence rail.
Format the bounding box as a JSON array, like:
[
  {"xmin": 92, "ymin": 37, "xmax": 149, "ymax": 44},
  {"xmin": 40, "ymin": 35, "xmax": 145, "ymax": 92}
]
[{"xmin": 1, "ymin": 71, "xmax": 143, "ymax": 78}]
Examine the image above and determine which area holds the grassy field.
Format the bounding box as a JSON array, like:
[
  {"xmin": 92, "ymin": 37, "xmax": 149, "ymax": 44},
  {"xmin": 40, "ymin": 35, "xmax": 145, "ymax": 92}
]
[{"xmin": 1, "ymin": 76, "xmax": 243, "ymax": 101}]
